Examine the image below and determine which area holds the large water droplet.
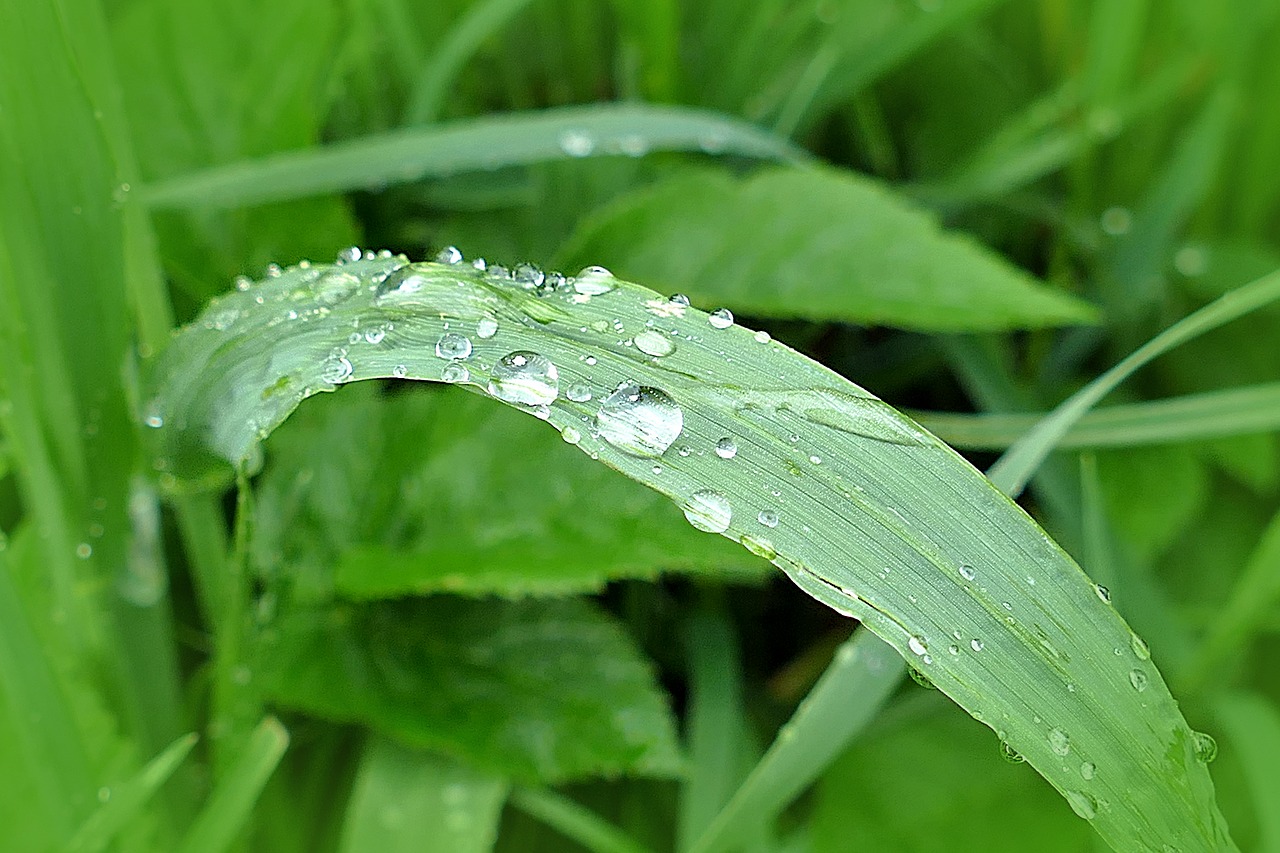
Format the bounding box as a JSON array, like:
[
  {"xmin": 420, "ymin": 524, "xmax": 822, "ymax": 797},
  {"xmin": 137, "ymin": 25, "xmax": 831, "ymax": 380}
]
[
  {"xmin": 715, "ymin": 437, "xmax": 738, "ymax": 459},
  {"xmin": 708, "ymin": 308, "xmax": 734, "ymax": 329},
  {"xmin": 633, "ymin": 329, "xmax": 675, "ymax": 357},
  {"xmin": 1065, "ymin": 790, "xmax": 1097, "ymax": 820},
  {"xmin": 683, "ymin": 490, "xmax": 732, "ymax": 533},
  {"xmin": 596, "ymin": 384, "xmax": 683, "ymax": 457},
  {"xmin": 574, "ymin": 266, "xmax": 616, "ymax": 296},
  {"xmin": 476, "ymin": 316, "xmax": 499, "ymax": 339},
  {"xmin": 488, "ymin": 352, "xmax": 559, "ymax": 405},
  {"xmin": 1048, "ymin": 727, "xmax": 1071, "ymax": 757},
  {"xmin": 436, "ymin": 332, "xmax": 473, "ymax": 360},
  {"xmin": 1191, "ymin": 730, "xmax": 1217, "ymax": 763}
]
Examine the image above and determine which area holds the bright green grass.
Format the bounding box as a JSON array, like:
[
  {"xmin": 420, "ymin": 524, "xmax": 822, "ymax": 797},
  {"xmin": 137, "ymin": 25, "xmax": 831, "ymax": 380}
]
[{"xmin": 3, "ymin": 0, "xmax": 1280, "ymax": 851}]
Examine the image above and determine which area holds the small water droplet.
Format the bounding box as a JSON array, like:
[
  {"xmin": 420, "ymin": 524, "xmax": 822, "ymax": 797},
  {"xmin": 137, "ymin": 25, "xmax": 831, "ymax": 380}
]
[
  {"xmin": 1094, "ymin": 584, "xmax": 1111, "ymax": 603},
  {"xmin": 559, "ymin": 129, "xmax": 594, "ymax": 157},
  {"xmin": 1081, "ymin": 761, "xmax": 1096, "ymax": 780},
  {"xmin": 808, "ymin": 454, "xmax": 822, "ymax": 465},
  {"xmin": 715, "ymin": 437, "xmax": 738, "ymax": 459},
  {"xmin": 907, "ymin": 635, "xmax": 928, "ymax": 657},
  {"xmin": 512, "ymin": 262, "xmax": 545, "ymax": 289},
  {"xmin": 336, "ymin": 246, "xmax": 362, "ymax": 264},
  {"xmin": 1130, "ymin": 634, "xmax": 1151, "ymax": 661},
  {"xmin": 1065, "ymin": 790, "xmax": 1097, "ymax": 820},
  {"xmin": 471, "ymin": 257, "xmax": 487, "ymax": 271},
  {"xmin": 596, "ymin": 384, "xmax": 683, "ymax": 457},
  {"xmin": 682, "ymin": 490, "xmax": 732, "ymax": 533},
  {"xmin": 970, "ymin": 638, "xmax": 984, "ymax": 652},
  {"xmin": 488, "ymin": 352, "xmax": 559, "ymax": 405},
  {"xmin": 75, "ymin": 542, "xmax": 92, "ymax": 559},
  {"xmin": 1129, "ymin": 668, "xmax": 1148, "ymax": 692},
  {"xmin": 633, "ymin": 329, "xmax": 675, "ymax": 357},
  {"xmin": 757, "ymin": 508, "xmax": 779, "ymax": 528},
  {"xmin": 754, "ymin": 330, "xmax": 771, "ymax": 343},
  {"xmin": 1191, "ymin": 730, "xmax": 1217, "ymax": 763},
  {"xmin": 958, "ymin": 564, "xmax": 976, "ymax": 581},
  {"xmin": 1000, "ymin": 741, "xmax": 1024, "ymax": 763},
  {"xmin": 320, "ymin": 352, "xmax": 354, "ymax": 384},
  {"xmin": 668, "ymin": 293, "xmax": 690, "ymax": 306},
  {"xmin": 1048, "ymin": 727, "xmax": 1071, "ymax": 757},
  {"xmin": 708, "ymin": 308, "xmax": 734, "ymax": 329},
  {"xmin": 234, "ymin": 275, "xmax": 252, "ymax": 291},
  {"xmin": 314, "ymin": 271, "xmax": 360, "ymax": 305},
  {"xmin": 574, "ymin": 265, "xmax": 616, "ymax": 296},
  {"xmin": 436, "ymin": 245, "xmax": 463, "ymax": 264},
  {"xmin": 265, "ymin": 262, "xmax": 282, "ymax": 277},
  {"xmin": 476, "ymin": 316, "xmax": 499, "ymax": 339},
  {"xmin": 560, "ymin": 425, "xmax": 581, "ymax": 445},
  {"xmin": 435, "ymin": 332, "xmax": 473, "ymax": 360},
  {"xmin": 948, "ymin": 644, "xmax": 960, "ymax": 655},
  {"xmin": 566, "ymin": 383, "xmax": 593, "ymax": 403},
  {"xmin": 392, "ymin": 364, "xmax": 408, "ymax": 378},
  {"xmin": 441, "ymin": 363, "xmax": 468, "ymax": 384},
  {"xmin": 377, "ymin": 265, "xmax": 430, "ymax": 299}
]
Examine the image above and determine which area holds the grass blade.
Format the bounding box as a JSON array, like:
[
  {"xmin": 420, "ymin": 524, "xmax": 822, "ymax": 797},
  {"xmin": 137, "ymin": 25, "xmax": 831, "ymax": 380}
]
[
  {"xmin": 1213, "ymin": 693, "xmax": 1280, "ymax": 853},
  {"xmin": 988, "ymin": 267, "xmax": 1280, "ymax": 497},
  {"xmin": 177, "ymin": 718, "xmax": 289, "ymax": 853},
  {"xmin": 509, "ymin": 788, "xmax": 652, "ymax": 853},
  {"xmin": 65, "ymin": 733, "xmax": 199, "ymax": 853},
  {"xmin": 144, "ymin": 254, "xmax": 1236, "ymax": 852},
  {"xmin": 687, "ymin": 629, "xmax": 905, "ymax": 853},
  {"xmin": 140, "ymin": 105, "xmax": 806, "ymax": 210}
]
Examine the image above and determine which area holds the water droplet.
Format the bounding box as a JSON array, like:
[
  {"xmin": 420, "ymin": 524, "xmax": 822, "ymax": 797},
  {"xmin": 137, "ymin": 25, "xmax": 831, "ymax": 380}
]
[
  {"xmin": 668, "ymin": 293, "xmax": 690, "ymax": 306},
  {"xmin": 441, "ymin": 364, "xmax": 468, "ymax": 384},
  {"xmin": 234, "ymin": 275, "xmax": 252, "ymax": 291},
  {"xmin": 436, "ymin": 245, "xmax": 463, "ymax": 264},
  {"xmin": 377, "ymin": 265, "xmax": 430, "ymax": 299},
  {"xmin": 471, "ymin": 257, "xmax": 487, "ymax": 271},
  {"xmin": 265, "ymin": 262, "xmax": 282, "ymax": 278},
  {"xmin": 959, "ymin": 564, "xmax": 976, "ymax": 581},
  {"xmin": 970, "ymin": 638, "xmax": 984, "ymax": 652},
  {"xmin": 392, "ymin": 364, "xmax": 408, "ymax": 378},
  {"xmin": 1048, "ymin": 727, "xmax": 1071, "ymax": 757},
  {"xmin": 1129, "ymin": 668, "xmax": 1148, "ymax": 692},
  {"xmin": 1191, "ymin": 730, "xmax": 1217, "ymax": 763},
  {"xmin": 75, "ymin": 542, "xmax": 92, "ymax": 559},
  {"xmin": 740, "ymin": 534, "xmax": 776, "ymax": 559},
  {"xmin": 754, "ymin": 330, "xmax": 771, "ymax": 343},
  {"xmin": 1081, "ymin": 761, "xmax": 1096, "ymax": 780},
  {"xmin": 633, "ymin": 329, "xmax": 675, "ymax": 357},
  {"xmin": 948, "ymin": 644, "xmax": 960, "ymax": 656},
  {"xmin": 596, "ymin": 384, "xmax": 683, "ymax": 457},
  {"xmin": 559, "ymin": 129, "xmax": 594, "ymax": 157},
  {"xmin": 435, "ymin": 332, "xmax": 473, "ymax": 360},
  {"xmin": 1065, "ymin": 790, "xmax": 1097, "ymax": 820},
  {"xmin": 560, "ymin": 425, "xmax": 581, "ymax": 445},
  {"xmin": 574, "ymin": 265, "xmax": 616, "ymax": 296},
  {"xmin": 907, "ymin": 635, "xmax": 928, "ymax": 657},
  {"xmin": 1130, "ymin": 633, "xmax": 1151, "ymax": 660},
  {"xmin": 512, "ymin": 262, "xmax": 545, "ymax": 289},
  {"xmin": 708, "ymin": 308, "xmax": 734, "ymax": 329},
  {"xmin": 476, "ymin": 316, "xmax": 499, "ymax": 339},
  {"xmin": 320, "ymin": 352, "xmax": 354, "ymax": 384},
  {"xmin": 144, "ymin": 411, "xmax": 164, "ymax": 429},
  {"xmin": 682, "ymin": 490, "xmax": 732, "ymax": 533},
  {"xmin": 715, "ymin": 437, "xmax": 738, "ymax": 459},
  {"xmin": 1000, "ymin": 741, "xmax": 1024, "ymax": 763},
  {"xmin": 808, "ymin": 454, "xmax": 822, "ymax": 465},
  {"xmin": 1094, "ymin": 584, "xmax": 1111, "ymax": 603},
  {"xmin": 336, "ymin": 246, "xmax": 362, "ymax": 264},
  {"xmin": 566, "ymin": 383, "xmax": 593, "ymax": 403},
  {"xmin": 314, "ymin": 271, "xmax": 360, "ymax": 306},
  {"xmin": 757, "ymin": 508, "xmax": 779, "ymax": 528},
  {"xmin": 488, "ymin": 352, "xmax": 559, "ymax": 405}
]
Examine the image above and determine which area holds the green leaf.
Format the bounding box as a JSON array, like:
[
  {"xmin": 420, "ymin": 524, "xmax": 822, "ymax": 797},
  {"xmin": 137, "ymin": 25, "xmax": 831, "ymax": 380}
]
[
  {"xmin": 140, "ymin": 105, "xmax": 807, "ymax": 211},
  {"xmin": 1214, "ymin": 693, "xmax": 1280, "ymax": 853},
  {"xmin": 339, "ymin": 739, "xmax": 508, "ymax": 853},
  {"xmin": 257, "ymin": 595, "xmax": 682, "ymax": 783},
  {"xmin": 145, "ymin": 256, "xmax": 1235, "ymax": 851},
  {"xmin": 252, "ymin": 384, "xmax": 760, "ymax": 600},
  {"xmin": 1096, "ymin": 446, "xmax": 1209, "ymax": 559},
  {"xmin": 178, "ymin": 718, "xmax": 289, "ymax": 853},
  {"xmin": 557, "ymin": 166, "xmax": 1098, "ymax": 331},
  {"xmin": 811, "ymin": 699, "xmax": 1093, "ymax": 853}
]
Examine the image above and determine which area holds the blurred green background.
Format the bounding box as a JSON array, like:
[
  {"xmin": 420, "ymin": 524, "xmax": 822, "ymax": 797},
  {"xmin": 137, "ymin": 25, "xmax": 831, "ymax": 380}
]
[{"xmin": 2, "ymin": 0, "xmax": 1280, "ymax": 850}]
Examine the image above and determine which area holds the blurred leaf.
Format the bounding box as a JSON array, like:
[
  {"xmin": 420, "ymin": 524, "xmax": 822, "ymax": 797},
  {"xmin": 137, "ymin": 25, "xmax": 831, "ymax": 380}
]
[
  {"xmin": 339, "ymin": 739, "xmax": 508, "ymax": 853},
  {"xmin": 1097, "ymin": 445, "xmax": 1208, "ymax": 559},
  {"xmin": 258, "ymin": 596, "xmax": 683, "ymax": 783},
  {"xmin": 1214, "ymin": 693, "xmax": 1280, "ymax": 853},
  {"xmin": 253, "ymin": 384, "xmax": 759, "ymax": 600},
  {"xmin": 811, "ymin": 700, "xmax": 1092, "ymax": 853},
  {"xmin": 558, "ymin": 166, "xmax": 1098, "ymax": 331},
  {"xmin": 146, "ymin": 257, "xmax": 1236, "ymax": 851}
]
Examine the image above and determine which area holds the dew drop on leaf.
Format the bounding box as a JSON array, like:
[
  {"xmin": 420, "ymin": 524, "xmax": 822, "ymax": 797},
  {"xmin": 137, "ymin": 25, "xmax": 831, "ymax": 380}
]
[
  {"xmin": 435, "ymin": 332, "xmax": 473, "ymax": 360},
  {"xmin": 441, "ymin": 364, "xmax": 468, "ymax": 384},
  {"xmin": 487, "ymin": 351, "xmax": 559, "ymax": 405},
  {"xmin": 708, "ymin": 308, "xmax": 734, "ymax": 329},
  {"xmin": 1065, "ymin": 790, "xmax": 1097, "ymax": 820},
  {"xmin": 757, "ymin": 508, "xmax": 779, "ymax": 528},
  {"xmin": 596, "ymin": 383, "xmax": 683, "ymax": 458},
  {"xmin": 435, "ymin": 245, "xmax": 463, "ymax": 264},
  {"xmin": 476, "ymin": 316, "xmax": 498, "ymax": 339},
  {"xmin": 1048, "ymin": 727, "xmax": 1071, "ymax": 757},
  {"xmin": 1191, "ymin": 730, "xmax": 1217, "ymax": 763},
  {"xmin": 715, "ymin": 437, "xmax": 738, "ymax": 459},
  {"xmin": 1129, "ymin": 668, "xmax": 1149, "ymax": 692},
  {"xmin": 566, "ymin": 383, "xmax": 593, "ymax": 403},
  {"xmin": 682, "ymin": 489, "xmax": 732, "ymax": 533},
  {"xmin": 314, "ymin": 271, "xmax": 360, "ymax": 305},
  {"xmin": 573, "ymin": 265, "xmax": 616, "ymax": 296},
  {"xmin": 633, "ymin": 329, "xmax": 675, "ymax": 357}
]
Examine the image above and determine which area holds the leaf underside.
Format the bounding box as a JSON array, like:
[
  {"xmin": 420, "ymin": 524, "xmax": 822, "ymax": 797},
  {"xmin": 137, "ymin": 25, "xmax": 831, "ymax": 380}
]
[{"xmin": 144, "ymin": 254, "xmax": 1234, "ymax": 852}]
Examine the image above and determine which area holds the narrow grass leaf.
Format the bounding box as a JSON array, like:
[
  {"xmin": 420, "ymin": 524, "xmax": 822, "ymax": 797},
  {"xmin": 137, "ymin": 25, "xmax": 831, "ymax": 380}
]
[
  {"xmin": 509, "ymin": 788, "xmax": 652, "ymax": 853},
  {"xmin": 559, "ymin": 166, "xmax": 1098, "ymax": 331},
  {"xmin": 688, "ymin": 628, "xmax": 905, "ymax": 853},
  {"xmin": 339, "ymin": 739, "xmax": 508, "ymax": 853},
  {"xmin": 177, "ymin": 718, "xmax": 289, "ymax": 853},
  {"xmin": 140, "ymin": 105, "xmax": 806, "ymax": 210},
  {"xmin": 915, "ymin": 381, "xmax": 1280, "ymax": 450},
  {"xmin": 144, "ymin": 255, "xmax": 1236, "ymax": 851},
  {"xmin": 1214, "ymin": 693, "xmax": 1280, "ymax": 853},
  {"xmin": 65, "ymin": 733, "xmax": 199, "ymax": 853},
  {"xmin": 988, "ymin": 267, "xmax": 1280, "ymax": 497}
]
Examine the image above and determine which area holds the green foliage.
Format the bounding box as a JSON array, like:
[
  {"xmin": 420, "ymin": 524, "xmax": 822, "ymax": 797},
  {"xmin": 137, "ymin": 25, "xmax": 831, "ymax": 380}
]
[{"xmin": 4, "ymin": 0, "xmax": 1280, "ymax": 851}]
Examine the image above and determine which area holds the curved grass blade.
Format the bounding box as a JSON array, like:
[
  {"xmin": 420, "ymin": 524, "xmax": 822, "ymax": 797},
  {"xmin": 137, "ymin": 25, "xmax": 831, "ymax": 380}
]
[
  {"xmin": 140, "ymin": 105, "xmax": 807, "ymax": 210},
  {"xmin": 143, "ymin": 252, "xmax": 1236, "ymax": 853}
]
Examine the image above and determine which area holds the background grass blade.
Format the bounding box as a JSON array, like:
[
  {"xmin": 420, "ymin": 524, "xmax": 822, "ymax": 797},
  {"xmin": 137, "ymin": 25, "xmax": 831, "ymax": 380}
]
[
  {"xmin": 687, "ymin": 628, "xmax": 905, "ymax": 853},
  {"xmin": 140, "ymin": 105, "xmax": 806, "ymax": 210},
  {"xmin": 987, "ymin": 267, "xmax": 1280, "ymax": 497},
  {"xmin": 1213, "ymin": 693, "xmax": 1280, "ymax": 853},
  {"xmin": 509, "ymin": 788, "xmax": 652, "ymax": 853},
  {"xmin": 144, "ymin": 255, "xmax": 1237, "ymax": 852}
]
